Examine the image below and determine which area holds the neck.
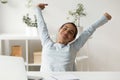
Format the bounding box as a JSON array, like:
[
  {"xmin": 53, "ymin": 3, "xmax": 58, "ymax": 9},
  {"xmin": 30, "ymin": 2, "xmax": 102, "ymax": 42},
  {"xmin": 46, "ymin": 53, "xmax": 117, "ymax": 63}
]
[{"xmin": 56, "ymin": 40, "xmax": 67, "ymax": 45}]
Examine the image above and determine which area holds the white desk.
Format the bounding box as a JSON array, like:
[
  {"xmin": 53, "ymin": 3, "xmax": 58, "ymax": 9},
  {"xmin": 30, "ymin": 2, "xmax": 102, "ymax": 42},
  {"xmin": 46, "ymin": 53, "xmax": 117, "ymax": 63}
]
[{"xmin": 27, "ymin": 71, "xmax": 120, "ymax": 80}]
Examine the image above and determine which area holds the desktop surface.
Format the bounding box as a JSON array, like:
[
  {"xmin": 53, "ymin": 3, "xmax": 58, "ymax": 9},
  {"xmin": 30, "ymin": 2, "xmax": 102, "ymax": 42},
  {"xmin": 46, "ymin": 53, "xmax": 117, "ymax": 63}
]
[{"xmin": 27, "ymin": 71, "xmax": 120, "ymax": 80}]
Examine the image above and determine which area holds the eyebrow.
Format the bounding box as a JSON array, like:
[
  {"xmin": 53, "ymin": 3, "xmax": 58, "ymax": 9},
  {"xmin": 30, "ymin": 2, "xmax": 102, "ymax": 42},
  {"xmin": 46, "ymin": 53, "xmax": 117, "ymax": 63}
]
[{"xmin": 64, "ymin": 26, "xmax": 75, "ymax": 34}]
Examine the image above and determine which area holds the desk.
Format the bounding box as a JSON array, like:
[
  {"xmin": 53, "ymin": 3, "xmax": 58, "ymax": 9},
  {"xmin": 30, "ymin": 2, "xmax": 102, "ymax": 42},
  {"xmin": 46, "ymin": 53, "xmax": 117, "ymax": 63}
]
[{"xmin": 27, "ymin": 71, "xmax": 120, "ymax": 80}]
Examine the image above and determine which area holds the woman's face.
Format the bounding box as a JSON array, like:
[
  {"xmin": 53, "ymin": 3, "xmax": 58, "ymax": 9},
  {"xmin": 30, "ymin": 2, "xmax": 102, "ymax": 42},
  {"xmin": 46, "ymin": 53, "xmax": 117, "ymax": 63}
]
[{"xmin": 57, "ymin": 23, "xmax": 76, "ymax": 45}]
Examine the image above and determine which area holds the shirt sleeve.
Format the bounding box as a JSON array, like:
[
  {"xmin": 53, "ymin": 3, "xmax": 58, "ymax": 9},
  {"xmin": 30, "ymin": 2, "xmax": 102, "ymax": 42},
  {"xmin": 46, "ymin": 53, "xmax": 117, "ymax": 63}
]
[
  {"xmin": 71, "ymin": 15, "xmax": 108, "ymax": 51},
  {"xmin": 35, "ymin": 7, "xmax": 51, "ymax": 46}
]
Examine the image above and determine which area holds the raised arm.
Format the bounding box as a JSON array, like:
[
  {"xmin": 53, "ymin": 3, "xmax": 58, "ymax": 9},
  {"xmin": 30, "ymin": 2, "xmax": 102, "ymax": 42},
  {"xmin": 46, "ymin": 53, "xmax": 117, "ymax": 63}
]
[
  {"xmin": 35, "ymin": 3, "xmax": 51, "ymax": 46},
  {"xmin": 72, "ymin": 13, "xmax": 112, "ymax": 51}
]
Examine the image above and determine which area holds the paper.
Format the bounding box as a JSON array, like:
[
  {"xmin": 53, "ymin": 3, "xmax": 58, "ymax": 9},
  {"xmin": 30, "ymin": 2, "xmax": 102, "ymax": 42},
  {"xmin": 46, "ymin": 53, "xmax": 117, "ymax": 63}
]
[{"xmin": 48, "ymin": 74, "xmax": 80, "ymax": 80}]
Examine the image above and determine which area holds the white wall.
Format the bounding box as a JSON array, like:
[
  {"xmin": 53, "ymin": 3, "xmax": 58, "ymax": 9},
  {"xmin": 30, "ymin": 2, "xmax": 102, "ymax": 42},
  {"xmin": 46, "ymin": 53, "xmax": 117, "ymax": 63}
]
[
  {"xmin": 82, "ymin": 0, "xmax": 120, "ymax": 71},
  {"xmin": 0, "ymin": 0, "xmax": 120, "ymax": 71},
  {"xmin": 0, "ymin": 0, "xmax": 28, "ymax": 34}
]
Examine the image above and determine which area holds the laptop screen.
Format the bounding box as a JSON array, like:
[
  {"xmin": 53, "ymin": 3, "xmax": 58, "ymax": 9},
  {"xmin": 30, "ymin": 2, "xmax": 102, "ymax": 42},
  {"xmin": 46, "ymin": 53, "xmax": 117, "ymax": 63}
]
[{"xmin": 0, "ymin": 55, "xmax": 27, "ymax": 80}]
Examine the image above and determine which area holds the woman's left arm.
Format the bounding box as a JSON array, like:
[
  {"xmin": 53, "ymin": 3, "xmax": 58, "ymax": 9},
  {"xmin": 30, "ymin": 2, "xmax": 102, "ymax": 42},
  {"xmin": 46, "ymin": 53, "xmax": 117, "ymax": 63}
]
[{"xmin": 72, "ymin": 13, "xmax": 112, "ymax": 51}]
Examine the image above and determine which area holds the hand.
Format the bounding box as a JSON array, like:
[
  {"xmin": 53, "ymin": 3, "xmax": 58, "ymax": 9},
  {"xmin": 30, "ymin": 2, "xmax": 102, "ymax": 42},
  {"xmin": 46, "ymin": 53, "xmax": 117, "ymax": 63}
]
[
  {"xmin": 104, "ymin": 12, "xmax": 112, "ymax": 20},
  {"xmin": 37, "ymin": 3, "xmax": 48, "ymax": 10}
]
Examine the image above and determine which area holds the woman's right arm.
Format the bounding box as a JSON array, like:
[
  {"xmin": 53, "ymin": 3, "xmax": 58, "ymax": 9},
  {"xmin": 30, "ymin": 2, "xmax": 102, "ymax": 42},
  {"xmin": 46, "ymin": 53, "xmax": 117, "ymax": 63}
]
[{"xmin": 35, "ymin": 4, "xmax": 51, "ymax": 46}]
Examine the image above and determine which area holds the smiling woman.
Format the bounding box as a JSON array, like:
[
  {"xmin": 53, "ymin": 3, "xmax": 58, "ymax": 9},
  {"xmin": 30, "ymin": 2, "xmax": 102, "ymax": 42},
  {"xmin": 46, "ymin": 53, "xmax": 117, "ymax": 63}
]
[
  {"xmin": 35, "ymin": 3, "xmax": 112, "ymax": 72},
  {"xmin": 0, "ymin": 0, "xmax": 118, "ymax": 72}
]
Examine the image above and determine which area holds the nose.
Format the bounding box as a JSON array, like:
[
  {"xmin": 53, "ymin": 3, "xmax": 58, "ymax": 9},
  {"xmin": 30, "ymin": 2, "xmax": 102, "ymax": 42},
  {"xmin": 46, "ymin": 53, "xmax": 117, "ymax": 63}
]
[{"xmin": 64, "ymin": 30, "xmax": 69, "ymax": 35}]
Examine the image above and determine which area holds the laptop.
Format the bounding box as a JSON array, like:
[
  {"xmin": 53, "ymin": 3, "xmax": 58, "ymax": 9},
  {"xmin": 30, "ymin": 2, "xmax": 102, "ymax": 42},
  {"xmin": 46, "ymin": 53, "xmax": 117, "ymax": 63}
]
[{"xmin": 0, "ymin": 55, "xmax": 27, "ymax": 80}]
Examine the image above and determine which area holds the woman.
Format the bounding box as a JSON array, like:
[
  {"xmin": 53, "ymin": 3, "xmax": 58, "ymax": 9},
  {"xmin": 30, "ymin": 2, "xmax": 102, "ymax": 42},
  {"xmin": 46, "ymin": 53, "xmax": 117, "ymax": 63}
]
[{"xmin": 35, "ymin": 3, "xmax": 112, "ymax": 72}]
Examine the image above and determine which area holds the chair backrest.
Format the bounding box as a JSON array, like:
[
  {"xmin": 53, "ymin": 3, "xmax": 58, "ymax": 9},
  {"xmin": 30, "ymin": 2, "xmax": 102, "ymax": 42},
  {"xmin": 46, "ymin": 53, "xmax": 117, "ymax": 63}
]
[{"xmin": 0, "ymin": 55, "xmax": 27, "ymax": 80}]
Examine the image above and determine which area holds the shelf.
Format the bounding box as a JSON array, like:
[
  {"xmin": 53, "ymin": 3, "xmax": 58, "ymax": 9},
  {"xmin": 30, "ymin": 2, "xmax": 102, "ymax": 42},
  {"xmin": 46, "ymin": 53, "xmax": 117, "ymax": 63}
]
[
  {"xmin": 76, "ymin": 56, "xmax": 88, "ymax": 61},
  {"xmin": 0, "ymin": 34, "xmax": 40, "ymax": 40},
  {"xmin": 0, "ymin": 34, "xmax": 42, "ymax": 71},
  {"xmin": 28, "ymin": 63, "xmax": 41, "ymax": 66}
]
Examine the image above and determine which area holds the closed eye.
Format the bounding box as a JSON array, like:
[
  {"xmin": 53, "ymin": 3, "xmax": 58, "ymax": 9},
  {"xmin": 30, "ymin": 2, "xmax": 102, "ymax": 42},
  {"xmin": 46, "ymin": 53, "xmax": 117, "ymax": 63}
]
[
  {"xmin": 69, "ymin": 30, "xmax": 74, "ymax": 35},
  {"xmin": 63, "ymin": 26, "xmax": 75, "ymax": 35},
  {"xmin": 63, "ymin": 27, "xmax": 67, "ymax": 30},
  {"xmin": 70, "ymin": 30, "xmax": 74, "ymax": 34}
]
